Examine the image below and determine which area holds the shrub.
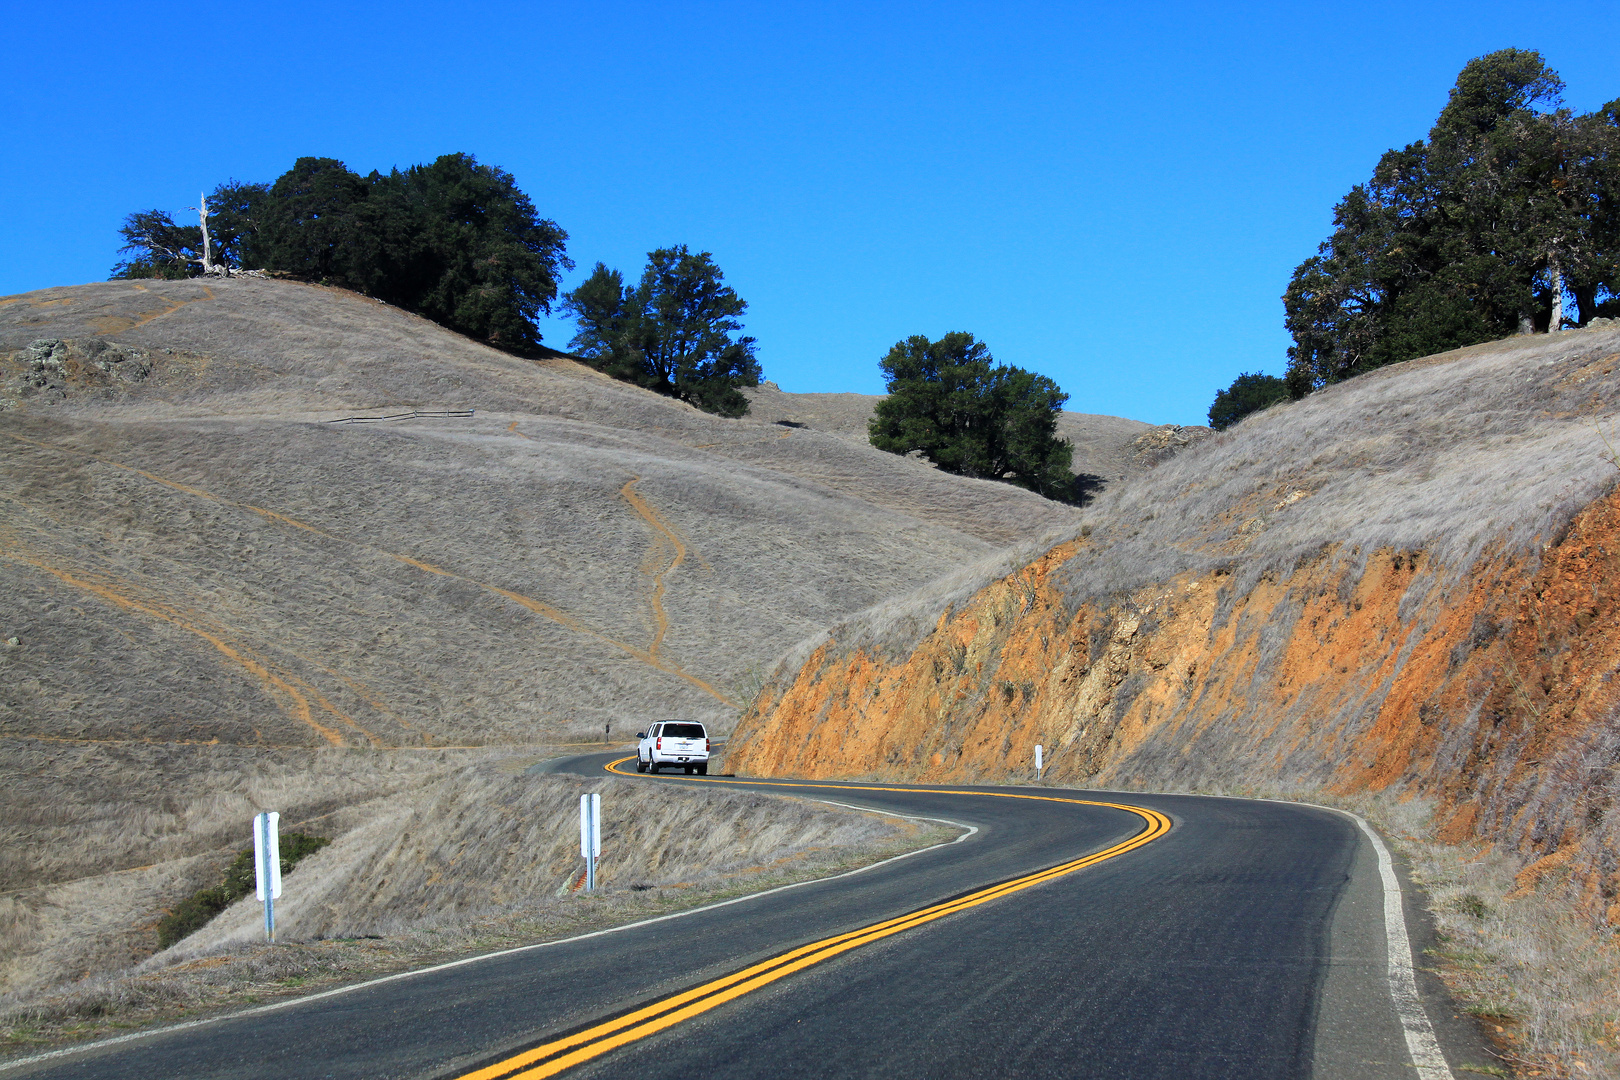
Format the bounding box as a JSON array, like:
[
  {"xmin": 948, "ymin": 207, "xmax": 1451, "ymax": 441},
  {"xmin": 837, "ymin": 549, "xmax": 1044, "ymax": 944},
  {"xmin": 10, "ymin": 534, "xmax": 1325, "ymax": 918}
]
[
  {"xmin": 1208, "ymin": 371, "xmax": 1289, "ymax": 430},
  {"xmin": 156, "ymin": 833, "xmax": 330, "ymax": 949}
]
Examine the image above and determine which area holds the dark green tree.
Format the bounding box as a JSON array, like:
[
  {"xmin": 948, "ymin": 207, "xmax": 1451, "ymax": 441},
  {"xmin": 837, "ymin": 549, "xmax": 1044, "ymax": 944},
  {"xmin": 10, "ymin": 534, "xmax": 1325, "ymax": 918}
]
[
  {"xmin": 868, "ymin": 332, "xmax": 1075, "ymax": 501},
  {"xmin": 1284, "ymin": 49, "xmax": 1620, "ymax": 397},
  {"xmin": 254, "ymin": 157, "xmax": 377, "ymax": 285},
  {"xmin": 1208, "ymin": 372, "xmax": 1289, "ymax": 430},
  {"xmin": 115, "ymin": 154, "xmax": 571, "ymax": 353},
  {"xmin": 561, "ymin": 246, "xmax": 761, "ymax": 417},
  {"xmin": 368, "ymin": 154, "xmax": 572, "ymax": 350},
  {"xmin": 112, "ymin": 209, "xmax": 204, "ymax": 279},
  {"xmin": 203, "ymin": 180, "xmax": 270, "ymax": 269},
  {"xmin": 112, "ymin": 181, "xmax": 268, "ymax": 279}
]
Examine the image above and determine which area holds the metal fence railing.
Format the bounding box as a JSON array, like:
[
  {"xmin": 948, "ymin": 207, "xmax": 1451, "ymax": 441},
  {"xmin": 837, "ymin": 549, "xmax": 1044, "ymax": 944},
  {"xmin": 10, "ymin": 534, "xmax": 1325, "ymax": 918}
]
[{"xmin": 324, "ymin": 410, "xmax": 475, "ymax": 425}]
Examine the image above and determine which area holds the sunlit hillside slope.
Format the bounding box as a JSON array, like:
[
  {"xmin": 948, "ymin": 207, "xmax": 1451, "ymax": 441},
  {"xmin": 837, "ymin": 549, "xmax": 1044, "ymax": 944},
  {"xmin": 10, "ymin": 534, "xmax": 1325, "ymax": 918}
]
[
  {"xmin": 0, "ymin": 277, "xmax": 1152, "ymax": 1002},
  {"xmin": 730, "ymin": 320, "xmax": 1620, "ymax": 919},
  {"xmin": 0, "ymin": 278, "xmax": 1089, "ymax": 758}
]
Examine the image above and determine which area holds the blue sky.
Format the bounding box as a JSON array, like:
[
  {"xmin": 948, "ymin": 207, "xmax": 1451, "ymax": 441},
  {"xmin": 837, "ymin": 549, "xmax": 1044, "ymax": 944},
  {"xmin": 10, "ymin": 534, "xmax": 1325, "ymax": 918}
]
[{"xmin": 4, "ymin": 2, "xmax": 1618, "ymax": 425}]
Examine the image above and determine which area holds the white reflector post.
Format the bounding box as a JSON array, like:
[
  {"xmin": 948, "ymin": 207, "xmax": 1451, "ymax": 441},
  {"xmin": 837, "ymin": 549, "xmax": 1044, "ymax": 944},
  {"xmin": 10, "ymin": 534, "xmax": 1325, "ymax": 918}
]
[
  {"xmin": 253, "ymin": 811, "xmax": 281, "ymax": 942},
  {"xmin": 253, "ymin": 811, "xmax": 282, "ymax": 900},
  {"xmin": 1035, "ymin": 744, "xmax": 1043, "ymax": 780},
  {"xmin": 579, "ymin": 793, "xmax": 601, "ymax": 891}
]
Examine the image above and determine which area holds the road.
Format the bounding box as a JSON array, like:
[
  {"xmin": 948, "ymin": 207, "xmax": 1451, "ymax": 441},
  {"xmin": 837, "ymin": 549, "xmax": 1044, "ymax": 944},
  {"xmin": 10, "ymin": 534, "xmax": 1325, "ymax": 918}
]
[{"xmin": 3, "ymin": 754, "xmax": 1490, "ymax": 1079}]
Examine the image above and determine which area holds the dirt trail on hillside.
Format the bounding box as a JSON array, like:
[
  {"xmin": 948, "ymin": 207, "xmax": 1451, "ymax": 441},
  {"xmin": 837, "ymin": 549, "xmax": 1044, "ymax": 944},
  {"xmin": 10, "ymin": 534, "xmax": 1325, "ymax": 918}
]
[
  {"xmin": 0, "ymin": 529, "xmax": 364, "ymax": 747},
  {"xmin": 498, "ymin": 420, "xmax": 731, "ymax": 703},
  {"xmin": 620, "ymin": 476, "xmax": 691, "ymax": 661},
  {"xmin": 2, "ymin": 428, "xmax": 736, "ymax": 709},
  {"xmin": 89, "ymin": 282, "xmax": 218, "ymax": 336}
]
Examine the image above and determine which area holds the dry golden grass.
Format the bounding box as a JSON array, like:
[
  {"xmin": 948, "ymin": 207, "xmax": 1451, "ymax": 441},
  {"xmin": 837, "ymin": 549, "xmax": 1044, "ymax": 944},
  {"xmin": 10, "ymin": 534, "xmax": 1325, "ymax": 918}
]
[
  {"xmin": 0, "ymin": 278, "xmax": 1085, "ymax": 752},
  {"xmin": 0, "ymin": 277, "xmax": 1089, "ymax": 1006},
  {"xmin": 813, "ymin": 323, "xmax": 1620, "ymax": 667},
  {"xmin": 0, "ymin": 761, "xmax": 948, "ymax": 1050},
  {"xmin": 1387, "ymin": 803, "xmax": 1620, "ymax": 1080}
]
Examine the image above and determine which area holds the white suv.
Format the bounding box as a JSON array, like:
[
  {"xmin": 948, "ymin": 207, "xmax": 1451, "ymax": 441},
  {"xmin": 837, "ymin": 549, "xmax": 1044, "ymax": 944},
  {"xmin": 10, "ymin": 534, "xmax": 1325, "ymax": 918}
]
[{"xmin": 636, "ymin": 721, "xmax": 710, "ymax": 774}]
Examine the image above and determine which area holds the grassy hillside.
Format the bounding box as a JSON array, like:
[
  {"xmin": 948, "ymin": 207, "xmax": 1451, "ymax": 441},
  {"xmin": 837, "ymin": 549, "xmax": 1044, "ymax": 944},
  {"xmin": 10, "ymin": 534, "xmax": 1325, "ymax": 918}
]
[
  {"xmin": 0, "ymin": 276, "xmax": 1118, "ymax": 1004},
  {"xmin": 739, "ymin": 382, "xmax": 1186, "ymax": 487},
  {"xmin": 728, "ymin": 320, "xmax": 1620, "ymax": 1068},
  {"xmin": 0, "ymin": 279, "xmax": 1088, "ymax": 764},
  {"xmin": 732, "ymin": 320, "xmax": 1620, "ymax": 882}
]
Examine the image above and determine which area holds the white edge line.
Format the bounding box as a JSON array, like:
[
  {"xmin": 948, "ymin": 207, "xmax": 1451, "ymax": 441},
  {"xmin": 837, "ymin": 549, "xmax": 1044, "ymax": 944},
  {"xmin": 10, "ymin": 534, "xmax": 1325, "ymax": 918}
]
[
  {"xmin": 1349, "ymin": 813, "xmax": 1456, "ymax": 1080},
  {"xmin": 1195, "ymin": 792, "xmax": 1456, "ymax": 1080},
  {"xmin": 0, "ymin": 803, "xmax": 974, "ymax": 1073}
]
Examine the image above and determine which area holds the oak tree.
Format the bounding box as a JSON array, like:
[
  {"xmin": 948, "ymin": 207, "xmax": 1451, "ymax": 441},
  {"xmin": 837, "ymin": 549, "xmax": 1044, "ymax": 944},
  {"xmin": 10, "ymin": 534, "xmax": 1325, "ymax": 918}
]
[{"xmin": 868, "ymin": 331, "xmax": 1075, "ymax": 501}]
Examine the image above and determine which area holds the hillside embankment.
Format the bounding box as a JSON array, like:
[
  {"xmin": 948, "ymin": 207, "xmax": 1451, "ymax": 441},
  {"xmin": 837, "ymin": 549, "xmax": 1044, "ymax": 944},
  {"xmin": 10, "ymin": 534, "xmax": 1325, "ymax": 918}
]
[{"xmin": 729, "ymin": 322, "xmax": 1620, "ymax": 921}]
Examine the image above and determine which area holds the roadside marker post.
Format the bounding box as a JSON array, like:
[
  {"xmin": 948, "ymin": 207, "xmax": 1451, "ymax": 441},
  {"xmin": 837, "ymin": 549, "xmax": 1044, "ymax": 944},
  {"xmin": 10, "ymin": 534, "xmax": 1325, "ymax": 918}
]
[
  {"xmin": 1034, "ymin": 744, "xmax": 1043, "ymax": 781},
  {"xmin": 579, "ymin": 793, "xmax": 601, "ymax": 892},
  {"xmin": 253, "ymin": 811, "xmax": 282, "ymax": 942}
]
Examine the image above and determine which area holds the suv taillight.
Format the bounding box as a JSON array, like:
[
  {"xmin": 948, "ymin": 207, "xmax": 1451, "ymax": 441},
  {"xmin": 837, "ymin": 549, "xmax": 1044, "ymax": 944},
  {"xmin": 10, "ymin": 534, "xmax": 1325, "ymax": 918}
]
[
  {"xmin": 656, "ymin": 737, "xmax": 662, "ymax": 750},
  {"xmin": 706, "ymin": 738, "xmax": 711, "ymax": 751}
]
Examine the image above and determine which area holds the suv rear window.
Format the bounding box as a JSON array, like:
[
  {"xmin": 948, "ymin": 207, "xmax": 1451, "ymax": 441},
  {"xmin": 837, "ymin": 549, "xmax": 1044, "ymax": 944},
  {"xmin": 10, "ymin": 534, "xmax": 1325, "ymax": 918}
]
[{"xmin": 662, "ymin": 723, "xmax": 706, "ymax": 738}]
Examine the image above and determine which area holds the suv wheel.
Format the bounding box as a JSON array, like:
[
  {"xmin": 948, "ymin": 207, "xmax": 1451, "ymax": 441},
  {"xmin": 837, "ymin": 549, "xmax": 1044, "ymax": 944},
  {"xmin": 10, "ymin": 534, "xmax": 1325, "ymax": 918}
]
[
  {"xmin": 648, "ymin": 761, "xmax": 660, "ymax": 774},
  {"xmin": 697, "ymin": 763, "xmax": 708, "ymax": 776},
  {"xmin": 635, "ymin": 757, "xmax": 647, "ymax": 773}
]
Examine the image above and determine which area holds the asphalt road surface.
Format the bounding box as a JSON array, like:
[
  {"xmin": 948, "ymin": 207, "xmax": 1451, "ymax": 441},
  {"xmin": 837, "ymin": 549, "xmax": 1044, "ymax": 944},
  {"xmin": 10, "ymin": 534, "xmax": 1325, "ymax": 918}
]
[{"xmin": 4, "ymin": 754, "xmax": 1491, "ymax": 1079}]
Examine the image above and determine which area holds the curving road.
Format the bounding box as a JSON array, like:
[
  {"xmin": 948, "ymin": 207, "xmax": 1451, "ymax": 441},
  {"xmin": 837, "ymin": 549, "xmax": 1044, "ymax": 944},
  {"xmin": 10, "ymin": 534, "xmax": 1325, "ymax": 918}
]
[{"xmin": 3, "ymin": 755, "xmax": 1490, "ymax": 1079}]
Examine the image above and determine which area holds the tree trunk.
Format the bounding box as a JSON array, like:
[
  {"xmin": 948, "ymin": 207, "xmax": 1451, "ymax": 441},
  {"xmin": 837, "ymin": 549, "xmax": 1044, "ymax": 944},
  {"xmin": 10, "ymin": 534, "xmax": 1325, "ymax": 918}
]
[
  {"xmin": 1547, "ymin": 256, "xmax": 1564, "ymax": 332},
  {"xmin": 1573, "ymin": 282, "xmax": 1599, "ymax": 327},
  {"xmin": 195, "ymin": 194, "xmax": 224, "ymax": 276}
]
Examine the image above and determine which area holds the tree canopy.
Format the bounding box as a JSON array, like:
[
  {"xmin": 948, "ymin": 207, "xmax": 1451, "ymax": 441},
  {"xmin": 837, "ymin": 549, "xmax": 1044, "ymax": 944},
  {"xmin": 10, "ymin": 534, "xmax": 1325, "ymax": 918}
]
[
  {"xmin": 868, "ymin": 331, "xmax": 1075, "ymax": 501},
  {"xmin": 112, "ymin": 154, "xmax": 571, "ymax": 353},
  {"xmin": 1284, "ymin": 49, "xmax": 1620, "ymax": 396},
  {"xmin": 561, "ymin": 246, "xmax": 762, "ymax": 417},
  {"xmin": 1208, "ymin": 371, "xmax": 1289, "ymax": 431}
]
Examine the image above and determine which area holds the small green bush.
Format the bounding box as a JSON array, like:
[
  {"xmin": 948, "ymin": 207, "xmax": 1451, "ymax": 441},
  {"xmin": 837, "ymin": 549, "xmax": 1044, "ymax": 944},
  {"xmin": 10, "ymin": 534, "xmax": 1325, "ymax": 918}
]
[
  {"xmin": 156, "ymin": 833, "xmax": 331, "ymax": 949},
  {"xmin": 1208, "ymin": 371, "xmax": 1289, "ymax": 431}
]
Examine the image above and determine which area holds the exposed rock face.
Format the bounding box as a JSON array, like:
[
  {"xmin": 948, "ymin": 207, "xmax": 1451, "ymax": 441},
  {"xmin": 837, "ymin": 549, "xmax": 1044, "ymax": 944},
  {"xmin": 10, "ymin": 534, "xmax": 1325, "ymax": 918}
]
[
  {"xmin": 729, "ymin": 324, "xmax": 1620, "ymax": 922},
  {"xmin": 2, "ymin": 337, "xmax": 152, "ymax": 408},
  {"xmin": 1127, "ymin": 423, "xmax": 1213, "ymax": 466}
]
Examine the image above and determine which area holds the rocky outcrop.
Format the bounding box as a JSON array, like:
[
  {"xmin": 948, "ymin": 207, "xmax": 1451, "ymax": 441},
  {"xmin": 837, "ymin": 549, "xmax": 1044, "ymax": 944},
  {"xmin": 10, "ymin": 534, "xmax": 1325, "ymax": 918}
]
[
  {"xmin": 2, "ymin": 338, "xmax": 152, "ymax": 408},
  {"xmin": 1127, "ymin": 423, "xmax": 1212, "ymax": 466},
  {"xmin": 729, "ymin": 324, "xmax": 1620, "ymax": 922}
]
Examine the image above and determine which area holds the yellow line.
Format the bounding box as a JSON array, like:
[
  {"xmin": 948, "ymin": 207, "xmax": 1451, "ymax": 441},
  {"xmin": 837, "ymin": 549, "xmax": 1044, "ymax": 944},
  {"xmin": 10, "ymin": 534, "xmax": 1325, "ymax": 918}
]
[{"xmin": 454, "ymin": 760, "xmax": 1171, "ymax": 1080}]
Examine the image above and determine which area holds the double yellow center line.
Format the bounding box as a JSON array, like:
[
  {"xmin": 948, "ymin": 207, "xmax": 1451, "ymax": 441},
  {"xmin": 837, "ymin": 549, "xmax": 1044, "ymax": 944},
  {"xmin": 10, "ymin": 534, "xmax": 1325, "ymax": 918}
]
[{"xmin": 453, "ymin": 761, "xmax": 1171, "ymax": 1080}]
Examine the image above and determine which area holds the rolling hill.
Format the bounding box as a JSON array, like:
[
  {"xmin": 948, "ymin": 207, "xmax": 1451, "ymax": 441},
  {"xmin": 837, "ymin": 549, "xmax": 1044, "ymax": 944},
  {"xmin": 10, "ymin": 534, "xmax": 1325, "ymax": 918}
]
[{"xmin": 0, "ymin": 276, "xmax": 1171, "ymax": 1003}]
